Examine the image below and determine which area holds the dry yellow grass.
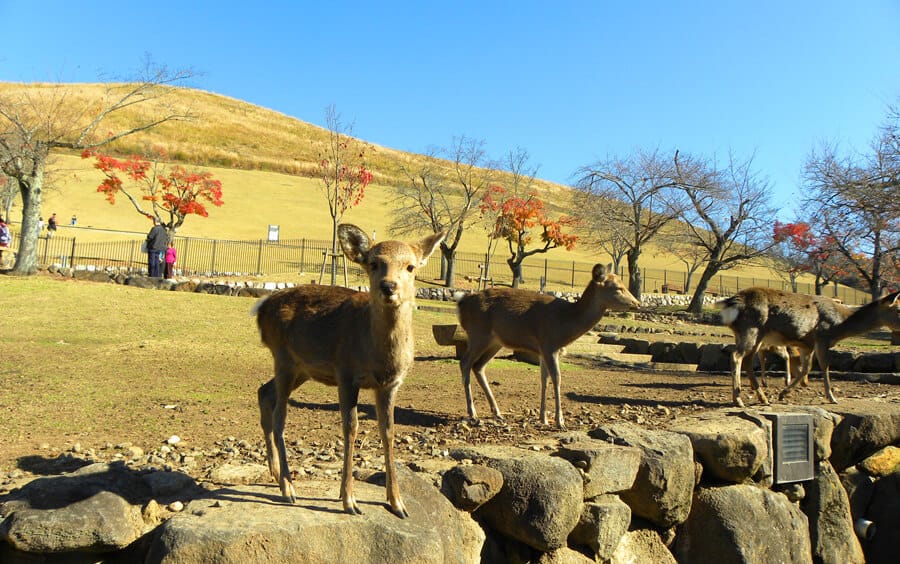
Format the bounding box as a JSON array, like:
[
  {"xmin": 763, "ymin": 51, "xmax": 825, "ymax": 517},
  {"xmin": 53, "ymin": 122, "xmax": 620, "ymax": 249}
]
[{"xmin": 4, "ymin": 81, "xmax": 801, "ymax": 282}]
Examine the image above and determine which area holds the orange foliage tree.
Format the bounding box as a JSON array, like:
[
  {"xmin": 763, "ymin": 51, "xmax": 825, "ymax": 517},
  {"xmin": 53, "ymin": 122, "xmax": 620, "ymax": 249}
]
[
  {"xmin": 480, "ymin": 185, "xmax": 578, "ymax": 287},
  {"xmin": 83, "ymin": 148, "xmax": 224, "ymax": 236}
]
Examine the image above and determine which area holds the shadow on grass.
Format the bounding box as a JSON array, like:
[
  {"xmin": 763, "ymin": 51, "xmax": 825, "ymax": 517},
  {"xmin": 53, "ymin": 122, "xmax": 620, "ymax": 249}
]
[{"xmin": 288, "ymin": 400, "xmax": 451, "ymax": 427}]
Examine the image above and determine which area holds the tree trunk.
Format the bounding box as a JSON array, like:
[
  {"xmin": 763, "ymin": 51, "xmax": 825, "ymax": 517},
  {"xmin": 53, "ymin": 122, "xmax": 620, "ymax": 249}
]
[
  {"xmin": 507, "ymin": 257, "xmax": 524, "ymax": 288},
  {"xmin": 11, "ymin": 161, "xmax": 45, "ymax": 275},
  {"xmin": 687, "ymin": 263, "xmax": 719, "ymax": 313},
  {"xmin": 442, "ymin": 247, "xmax": 456, "ymax": 287},
  {"xmin": 626, "ymin": 248, "xmax": 642, "ymax": 298}
]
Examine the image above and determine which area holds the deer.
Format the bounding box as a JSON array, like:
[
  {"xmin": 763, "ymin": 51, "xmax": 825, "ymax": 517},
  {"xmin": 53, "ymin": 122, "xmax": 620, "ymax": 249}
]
[
  {"xmin": 778, "ymin": 289, "xmax": 900, "ymax": 401},
  {"xmin": 252, "ymin": 223, "xmax": 444, "ymax": 518},
  {"xmin": 718, "ymin": 287, "xmax": 899, "ymax": 407},
  {"xmin": 457, "ymin": 263, "xmax": 641, "ymax": 429}
]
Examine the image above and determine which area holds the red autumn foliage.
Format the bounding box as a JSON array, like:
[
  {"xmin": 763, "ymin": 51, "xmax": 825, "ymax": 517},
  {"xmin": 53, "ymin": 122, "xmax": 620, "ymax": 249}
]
[{"xmin": 83, "ymin": 149, "xmax": 223, "ymax": 230}]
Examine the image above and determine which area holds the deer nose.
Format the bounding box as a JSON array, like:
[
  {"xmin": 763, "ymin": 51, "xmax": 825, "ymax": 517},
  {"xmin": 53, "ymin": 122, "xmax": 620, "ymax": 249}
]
[{"xmin": 380, "ymin": 280, "xmax": 397, "ymax": 297}]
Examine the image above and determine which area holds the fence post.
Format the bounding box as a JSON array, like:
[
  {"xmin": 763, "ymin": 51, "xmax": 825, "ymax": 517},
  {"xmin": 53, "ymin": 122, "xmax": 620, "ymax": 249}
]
[
  {"xmin": 210, "ymin": 240, "xmax": 217, "ymax": 274},
  {"xmin": 300, "ymin": 238, "xmax": 306, "ymax": 274},
  {"xmin": 256, "ymin": 240, "xmax": 264, "ymax": 275},
  {"xmin": 69, "ymin": 238, "xmax": 77, "ymax": 269}
]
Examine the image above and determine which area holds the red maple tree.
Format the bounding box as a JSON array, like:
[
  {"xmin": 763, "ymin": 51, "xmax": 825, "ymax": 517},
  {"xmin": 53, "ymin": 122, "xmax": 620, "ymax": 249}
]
[
  {"xmin": 83, "ymin": 148, "xmax": 224, "ymax": 234},
  {"xmin": 481, "ymin": 186, "xmax": 578, "ymax": 287}
]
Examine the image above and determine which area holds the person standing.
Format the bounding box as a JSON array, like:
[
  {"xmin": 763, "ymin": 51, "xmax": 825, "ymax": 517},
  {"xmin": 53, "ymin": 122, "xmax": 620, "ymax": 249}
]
[
  {"xmin": 164, "ymin": 240, "xmax": 177, "ymax": 279},
  {"xmin": 145, "ymin": 218, "xmax": 168, "ymax": 278},
  {"xmin": 0, "ymin": 218, "xmax": 10, "ymax": 267},
  {"xmin": 47, "ymin": 213, "xmax": 58, "ymax": 238}
]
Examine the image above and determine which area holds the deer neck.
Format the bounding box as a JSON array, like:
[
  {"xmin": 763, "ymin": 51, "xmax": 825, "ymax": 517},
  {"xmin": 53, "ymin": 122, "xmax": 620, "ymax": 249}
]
[
  {"xmin": 824, "ymin": 301, "xmax": 879, "ymax": 345},
  {"xmin": 568, "ymin": 284, "xmax": 609, "ymax": 335},
  {"xmin": 369, "ymin": 299, "xmax": 415, "ymax": 369}
]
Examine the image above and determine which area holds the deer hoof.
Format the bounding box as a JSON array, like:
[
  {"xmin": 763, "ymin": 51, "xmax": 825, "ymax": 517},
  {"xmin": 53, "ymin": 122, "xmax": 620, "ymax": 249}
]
[
  {"xmin": 343, "ymin": 497, "xmax": 363, "ymax": 516},
  {"xmin": 390, "ymin": 499, "xmax": 409, "ymax": 519}
]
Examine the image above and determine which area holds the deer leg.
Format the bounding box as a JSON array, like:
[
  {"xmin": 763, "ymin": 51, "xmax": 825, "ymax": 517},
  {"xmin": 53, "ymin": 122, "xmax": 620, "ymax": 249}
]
[
  {"xmin": 338, "ymin": 382, "xmax": 362, "ymax": 515},
  {"xmin": 542, "ymin": 350, "xmax": 566, "ymax": 430},
  {"xmin": 272, "ymin": 370, "xmax": 298, "ymax": 503},
  {"xmin": 376, "ymin": 384, "xmax": 408, "ymax": 518},
  {"xmin": 468, "ymin": 344, "xmax": 503, "ymax": 421},
  {"xmin": 257, "ymin": 379, "xmax": 280, "ymax": 481},
  {"xmin": 747, "ymin": 353, "xmax": 769, "ymax": 406},
  {"xmin": 816, "ymin": 343, "xmax": 838, "ymax": 404}
]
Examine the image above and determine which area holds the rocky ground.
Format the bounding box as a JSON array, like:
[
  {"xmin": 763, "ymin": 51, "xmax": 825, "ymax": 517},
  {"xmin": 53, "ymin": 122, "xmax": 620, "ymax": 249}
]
[{"xmin": 4, "ymin": 349, "xmax": 898, "ymax": 496}]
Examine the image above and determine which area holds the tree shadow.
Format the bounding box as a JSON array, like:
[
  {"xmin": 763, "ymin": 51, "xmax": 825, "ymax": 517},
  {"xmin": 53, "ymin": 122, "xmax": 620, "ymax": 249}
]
[{"xmin": 288, "ymin": 400, "xmax": 451, "ymax": 427}]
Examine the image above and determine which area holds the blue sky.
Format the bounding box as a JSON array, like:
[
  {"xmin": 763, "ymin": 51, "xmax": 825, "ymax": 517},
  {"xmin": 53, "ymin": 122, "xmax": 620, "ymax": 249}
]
[{"xmin": 2, "ymin": 1, "xmax": 899, "ymax": 219}]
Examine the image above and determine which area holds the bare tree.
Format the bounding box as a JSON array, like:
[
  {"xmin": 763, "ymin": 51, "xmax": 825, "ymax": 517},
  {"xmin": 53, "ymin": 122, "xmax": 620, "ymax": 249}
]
[
  {"xmin": 656, "ymin": 222, "xmax": 707, "ymax": 294},
  {"xmin": 674, "ymin": 150, "xmax": 778, "ymax": 313},
  {"xmin": 571, "ymin": 191, "xmax": 629, "ymax": 273},
  {"xmin": 802, "ymin": 132, "xmax": 900, "ymax": 299},
  {"xmin": 0, "ymin": 61, "xmax": 194, "ymax": 274},
  {"xmin": 573, "ymin": 148, "xmax": 684, "ymax": 297},
  {"xmin": 389, "ymin": 136, "xmax": 494, "ymax": 286},
  {"xmin": 315, "ymin": 105, "xmax": 372, "ymax": 285}
]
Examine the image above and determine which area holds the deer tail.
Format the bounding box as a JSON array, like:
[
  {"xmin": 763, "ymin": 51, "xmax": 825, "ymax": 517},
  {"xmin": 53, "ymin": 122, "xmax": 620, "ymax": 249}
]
[
  {"xmin": 250, "ymin": 295, "xmax": 270, "ymax": 318},
  {"xmin": 716, "ymin": 295, "xmax": 743, "ymax": 326}
]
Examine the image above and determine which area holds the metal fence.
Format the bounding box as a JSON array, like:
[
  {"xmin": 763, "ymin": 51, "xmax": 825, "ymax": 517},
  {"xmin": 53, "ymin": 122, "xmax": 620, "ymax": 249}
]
[{"xmin": 7, "ymin": 227, "xmax": 872, "ymax": 305}]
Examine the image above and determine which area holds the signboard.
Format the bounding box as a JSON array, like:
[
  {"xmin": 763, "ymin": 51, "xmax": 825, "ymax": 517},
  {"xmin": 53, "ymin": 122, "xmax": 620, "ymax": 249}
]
[{"xmin": 267, "ymin": 225, "xmax": 280, "ymax": 242}]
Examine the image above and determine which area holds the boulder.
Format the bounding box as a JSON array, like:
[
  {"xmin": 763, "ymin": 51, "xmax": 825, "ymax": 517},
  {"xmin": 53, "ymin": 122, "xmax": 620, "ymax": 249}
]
[
  {"xmin": 207, "ymin": 463, "xmax": 270, "ymax": 485},
  {"xmin": 440, "ymin": 464, "xmax": 503, "ymax": 512},
  {"xmin": 567, "ymin": 495, "xmax": 631, "ymax": 562},
  {"xmin": 610, "ymin": 528, "xmax": 677, "ymax": 564},
  {"xmin": 453, "ymin": 445, "xmax": 584, "ymax": 552},
  {"xmin": 0, "ymin": 490, "xmax": 146, "ymax": 553},
  {"xmin": 829, "ymin": 401, "xmax": 900, "ymax": 471},
  {"xmin": 675, "ymin": 484, "xmax": 812, "ymax": 563},
  {"xmin": 864, "ymin": 470, "xmax": 900, "ymax": 564},
  {"xmin": 149, "ymin": 465, "xmax": 484, "ymax": 563},
  {"xmin": 589, "ymin": 422, "xmax": 694, "ymax": 528},
  {"xmin": 802, "ymin": 461, "xmax": 864, "ymax": 564},
  {"xmin": 554, "ymin": 440, "xmax": 641, "ymax": 498},
  {"xmin": 666, "ymin": 410, "xmax": 771, "ymax": 484},
  {"xmin": 856, "ymin": 445, "xmax": 900, "ymax": 478}
]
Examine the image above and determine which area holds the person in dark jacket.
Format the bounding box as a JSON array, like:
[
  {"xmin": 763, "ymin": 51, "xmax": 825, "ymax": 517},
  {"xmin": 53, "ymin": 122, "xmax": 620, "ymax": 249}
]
[{"xmin": 146, "ymin": 218, "xmax": 168, "ymax": 278}]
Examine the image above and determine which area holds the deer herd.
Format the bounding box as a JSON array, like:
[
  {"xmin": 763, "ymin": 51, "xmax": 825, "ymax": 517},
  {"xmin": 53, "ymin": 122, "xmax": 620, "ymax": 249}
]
[{"xmin": 251, "ymin": 223, "xmax": 900, "ymax": 517}]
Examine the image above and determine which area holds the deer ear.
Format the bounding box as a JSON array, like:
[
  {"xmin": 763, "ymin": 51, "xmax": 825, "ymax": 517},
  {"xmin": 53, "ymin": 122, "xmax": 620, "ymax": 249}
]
[
  {"xmin": 591, "ymin": 263, "xmax": 607, "ymax": 281},
  {"xmin": 414, "ymin": 231, "xmax": 446, "ymax": 266},
  {"xmin": 338, "ymin": 224, "xmax": 371, "ymax": 265}
]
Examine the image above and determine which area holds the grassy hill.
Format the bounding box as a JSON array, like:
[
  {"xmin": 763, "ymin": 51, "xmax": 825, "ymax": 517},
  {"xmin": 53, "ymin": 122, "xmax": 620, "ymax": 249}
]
[{"xmin": 4, "ymin": 81, "xmax": 784, "ymax": 281}]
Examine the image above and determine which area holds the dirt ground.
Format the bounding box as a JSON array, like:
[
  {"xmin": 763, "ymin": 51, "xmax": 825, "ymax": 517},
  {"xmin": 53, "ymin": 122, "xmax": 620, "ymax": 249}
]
[{"xmin": 4, "ymin": 351, "xmax": 899, "ymax": 485}]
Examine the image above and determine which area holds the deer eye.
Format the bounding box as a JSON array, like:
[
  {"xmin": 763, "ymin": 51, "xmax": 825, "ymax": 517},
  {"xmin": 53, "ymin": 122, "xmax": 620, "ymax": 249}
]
[
  {"xmin": 369, "ymin": 260, "xmax": 380, "ymax": 272},
  {"xmin": 406, "ymin": 264, "xmax": 415, "ymax": 273}
]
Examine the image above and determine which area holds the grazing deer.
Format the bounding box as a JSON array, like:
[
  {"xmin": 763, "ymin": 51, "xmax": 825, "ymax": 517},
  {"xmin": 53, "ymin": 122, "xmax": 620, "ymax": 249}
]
[
  {"xmin": 253, "ymin": 224, "xmax": 444, "ymax": 517},
  {"xmin": 457, "ymin": 263, "xmax": 641, "ymax": 429},
  {"xmin": 718, "ymin": 287, "xmax": 896, "ymax": 406},
  {"xmin": 778, "ymin": 290, "xmax": 900, "ymax": 401}
]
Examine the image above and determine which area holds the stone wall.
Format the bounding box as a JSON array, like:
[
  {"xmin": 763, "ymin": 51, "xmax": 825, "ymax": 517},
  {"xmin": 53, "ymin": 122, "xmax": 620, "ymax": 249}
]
[{"xmin": 2, "ymin": 401, "xmax": 898, "ymax": 562}]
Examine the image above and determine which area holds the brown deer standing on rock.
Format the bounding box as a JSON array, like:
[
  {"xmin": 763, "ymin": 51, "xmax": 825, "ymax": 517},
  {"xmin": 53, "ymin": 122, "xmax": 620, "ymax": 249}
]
[
  {"xmin": 457, "ymin": 263, "xmax": 641, "ymax": 429},
  {"xmin": 719, "ymin": 287, "xmax": 900, "ymax": 407},
  {"xmin": 252, "ymin": 224, "xmax": 444, "ymax": 517}
]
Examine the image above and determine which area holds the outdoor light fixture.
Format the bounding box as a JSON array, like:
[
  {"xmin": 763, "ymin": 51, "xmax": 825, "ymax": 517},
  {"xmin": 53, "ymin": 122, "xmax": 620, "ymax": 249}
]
[{"xmin": 761, "ymin": 412, "xmax": 815, "ymax": 484}]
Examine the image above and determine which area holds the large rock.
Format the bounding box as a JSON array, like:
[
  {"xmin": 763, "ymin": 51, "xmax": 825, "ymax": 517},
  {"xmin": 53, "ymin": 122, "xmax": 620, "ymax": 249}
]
[
  {"xmin": 802, "ymin": 461, "xmax": 864, "ymax": 564},
  {"xmin": 149, "ymin": 465, "xmax": 484, "ymax": 563},
  {"xmin": 610, "ymin": 528, "xmax": 677, "ymax": 564},
  {"xmin": 1, "ymin": 490, "xmax": 146, "ymax": 553},
  {"xmin": 440, "ymin": 464, "xmax": 503, "ymax": 512},
  {"xmin": 0, "ymin": 462, "xmax": 193, "ymax": 554},
  {"xmin": 829, "ymin": 400, "xmax": 900, "ymax": 471},
  {"xmin": 865, "ymin": 470, "xmax": 900, "ymax": 564},
  {"xmin": 675, "ymin": 484, "xmax": 812, "ymax": 563},
  {"xmin": 666, "ymin": 410, "xmax": 771, "ymax": 484},
  {"xmin": 453, "ymin": 445, "xmax": 584, "ymax": 552},
  {"xmin": 567, "ymin": 495, "xmax": 631, "ymax": 562},
  {"xmin": 589, "ymin": 422, "xmax": 694, "ymax": 528},
  {"xmin": 554, "ymin": 440, "xmax": 641, "ymax": 498}
]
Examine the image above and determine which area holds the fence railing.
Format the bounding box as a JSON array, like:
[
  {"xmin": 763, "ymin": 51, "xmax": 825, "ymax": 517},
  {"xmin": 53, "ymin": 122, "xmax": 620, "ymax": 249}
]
[{"xmin": 6, "ymin": 228, "xmax": 873, "ymax": 305}]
